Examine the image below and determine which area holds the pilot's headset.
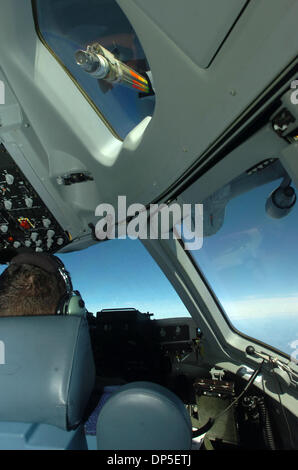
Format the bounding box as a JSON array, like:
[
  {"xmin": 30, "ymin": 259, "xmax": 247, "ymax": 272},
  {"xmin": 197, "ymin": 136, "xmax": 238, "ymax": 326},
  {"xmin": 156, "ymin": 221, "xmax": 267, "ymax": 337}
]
[{"xmin": 10, "ymin": 252, "xmax": 87, "ymax": 316}]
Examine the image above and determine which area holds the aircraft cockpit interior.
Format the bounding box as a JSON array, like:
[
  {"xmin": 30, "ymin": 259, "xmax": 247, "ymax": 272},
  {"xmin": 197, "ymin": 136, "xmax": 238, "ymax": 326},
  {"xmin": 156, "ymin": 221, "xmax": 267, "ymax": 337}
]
[{"xmin": 0, "ymin": 0, "xmax": 297, "ymax": 452}]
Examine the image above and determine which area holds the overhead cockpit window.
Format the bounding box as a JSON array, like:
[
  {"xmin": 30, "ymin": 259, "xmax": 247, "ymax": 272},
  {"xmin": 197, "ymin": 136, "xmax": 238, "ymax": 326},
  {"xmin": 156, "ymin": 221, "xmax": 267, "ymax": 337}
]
[
  {"xmin": 33, "ymin": 0, "xmax": 155, "ymax": 139},
  {"xmin": 180, "ymin": 159, "xmax": 298, "ymax": 357}
]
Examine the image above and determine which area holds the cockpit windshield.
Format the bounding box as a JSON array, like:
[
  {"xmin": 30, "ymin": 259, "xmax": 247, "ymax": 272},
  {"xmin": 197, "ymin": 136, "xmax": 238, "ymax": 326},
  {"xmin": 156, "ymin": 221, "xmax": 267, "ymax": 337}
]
[
  {"xmin": 33, "ymin": 0, "xmax": 155, "ymax": 139},
  {"xmin": 180, "ymin": 159, "xmax": 298, "ymax": 357}
]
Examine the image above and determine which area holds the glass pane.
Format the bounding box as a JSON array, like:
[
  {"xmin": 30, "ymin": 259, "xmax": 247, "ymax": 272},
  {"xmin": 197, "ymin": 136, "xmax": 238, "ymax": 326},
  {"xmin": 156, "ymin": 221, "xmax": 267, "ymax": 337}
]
[
  {"xmin": 0, "ymin": 239, "xmax": 189, "ymax": 320},
  {"xmin": 34, "ymin": 0, "xmax": 155, "ymax": 139},
  {"xmin": 59, "ymin": 238, "xmax": 189, "ymax": 319},
  {"xmin": 181, "ymin": 161, "xmax": 298, "ymax": 356}
]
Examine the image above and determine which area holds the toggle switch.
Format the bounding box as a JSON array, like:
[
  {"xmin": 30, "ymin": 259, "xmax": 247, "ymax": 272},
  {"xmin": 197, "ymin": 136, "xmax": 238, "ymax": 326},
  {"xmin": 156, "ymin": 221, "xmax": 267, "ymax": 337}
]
[
  {"xmin": 25, "ymin": 197, "xmax": 33, "ymax": 208},
  {"xmin": 47, "ymin": 230, "xmax": 55, "ymax": 239},
  {"xmin": 4, "ymin": 200, "xmax": 12, "ymax": 210},
  {"xmin": 5, "ymin": 174, "xmax": 14, "ymax": 185},
  {"xmin": 42, "ymin": 218, "xmax": 51, "ymax": 229}
]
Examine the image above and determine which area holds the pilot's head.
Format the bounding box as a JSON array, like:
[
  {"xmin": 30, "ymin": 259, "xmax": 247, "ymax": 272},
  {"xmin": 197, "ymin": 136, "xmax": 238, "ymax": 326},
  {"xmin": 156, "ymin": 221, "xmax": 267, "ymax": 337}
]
[{"xmin": 0, "ymin": 253, "xmax": 68, "ymax": 317}]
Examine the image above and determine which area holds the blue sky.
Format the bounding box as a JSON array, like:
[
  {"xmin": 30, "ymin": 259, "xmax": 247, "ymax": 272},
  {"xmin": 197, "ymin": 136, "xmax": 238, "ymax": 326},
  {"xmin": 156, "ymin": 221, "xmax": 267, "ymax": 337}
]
[
  {"xmin": 190, "ymin": 178, "xmax": 298, "ymax": 356},
  {"xmin": 59, "ymin": 238, "xmax": 189, "ymax": 319},
  {"xmin": 193, "ymin": 179, "xmax": 298, "ymax": 305},
  {"xmin": 0, "ymin": 238, "xmax": 190, "ymax": 320}
]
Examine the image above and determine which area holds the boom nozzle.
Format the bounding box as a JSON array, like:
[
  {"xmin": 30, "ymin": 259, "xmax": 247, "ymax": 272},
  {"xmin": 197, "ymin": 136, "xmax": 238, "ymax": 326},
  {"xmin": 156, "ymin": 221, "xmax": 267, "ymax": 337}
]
[
  {"xmin": 75, "ymin": 43, "xmax": 150, "ymax": 94},
  {"xmin": 75, "ymin": 50, "xmax": 95, "ymax": 71}
]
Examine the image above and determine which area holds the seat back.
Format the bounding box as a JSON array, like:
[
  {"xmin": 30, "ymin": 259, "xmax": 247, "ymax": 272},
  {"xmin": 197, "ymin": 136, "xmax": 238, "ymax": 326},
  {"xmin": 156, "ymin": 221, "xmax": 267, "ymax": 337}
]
[
  {"xmin": 96, "ymin": 381, "xmax": 192, "ymax": 450},
  {"xmin": 0, "ymin": 315, "xmax": 95, "ymax": 449}
]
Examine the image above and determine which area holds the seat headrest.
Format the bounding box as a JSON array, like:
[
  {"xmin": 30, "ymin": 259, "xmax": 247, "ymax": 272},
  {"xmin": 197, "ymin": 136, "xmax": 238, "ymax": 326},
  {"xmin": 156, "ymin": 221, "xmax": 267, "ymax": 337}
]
[
  {"xmin": 96, "ymin": 381, "xmax": 192, "ymax": 450},
  {"xmin": 0, "ymin": 315, "xmax": 95, "ymax": 430}
]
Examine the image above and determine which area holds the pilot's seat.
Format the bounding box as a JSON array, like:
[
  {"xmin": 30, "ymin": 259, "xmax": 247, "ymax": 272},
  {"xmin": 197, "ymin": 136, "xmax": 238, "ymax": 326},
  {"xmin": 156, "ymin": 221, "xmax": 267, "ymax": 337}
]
[
  {"xmin": 0, "ymin": 315, "xmax": 95, "ymax": 450},
  {"xmin": 96, "ymin": 381, "xmax": 193, "ymax": 450}
]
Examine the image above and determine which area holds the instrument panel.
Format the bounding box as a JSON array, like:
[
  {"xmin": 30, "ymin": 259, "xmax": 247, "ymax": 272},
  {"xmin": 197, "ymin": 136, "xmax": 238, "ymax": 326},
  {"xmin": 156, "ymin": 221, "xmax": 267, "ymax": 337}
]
[
  {"xmin": 0, "ymin": 144, "xmax": 70, "ymax": 259},
  {"xmin": 88, "ymin": 308, "xmax": 200, "ymax": 382}
]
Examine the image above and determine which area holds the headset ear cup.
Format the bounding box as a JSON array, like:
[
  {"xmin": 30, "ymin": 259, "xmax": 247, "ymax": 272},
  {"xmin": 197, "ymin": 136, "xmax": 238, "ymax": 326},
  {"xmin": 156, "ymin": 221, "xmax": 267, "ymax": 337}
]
[
  {"xmin": 56, "ymin": 291, "xmax": 86, "ymax": 316},
  {"xmin": 67, "ymin": 292, "xmax": 86, "ymax": 316},
  {"xmin": 56, "ymin": 292, "xmax": 70, "ymax": 315}
]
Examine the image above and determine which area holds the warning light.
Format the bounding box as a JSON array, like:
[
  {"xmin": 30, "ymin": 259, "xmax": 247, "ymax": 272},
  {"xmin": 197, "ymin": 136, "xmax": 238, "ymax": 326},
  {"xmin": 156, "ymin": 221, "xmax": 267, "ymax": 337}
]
[
  {"xmin": 19, "ymin": 220, "xmax": 30, "ymax": 230},
  {"xmin": 8, "ymin": 236, "xmax": 14, "ymax": 243},
  {"xmin": 18, "ymin": 217, "xmax": 34, "ymax": 230}
]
